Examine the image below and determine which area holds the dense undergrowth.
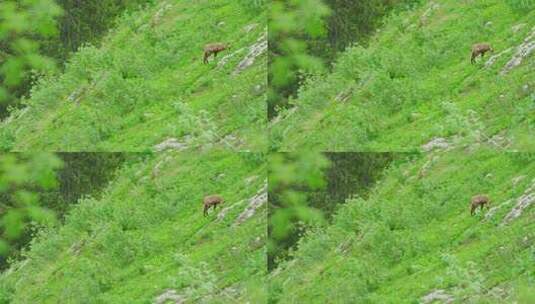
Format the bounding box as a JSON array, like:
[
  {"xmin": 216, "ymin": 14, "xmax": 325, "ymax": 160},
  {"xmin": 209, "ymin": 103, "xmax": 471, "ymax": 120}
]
[
  {"xmin": 0, "ymin": 151, "xmax": 267, "ymax": 303},
  {"xmin": 1, "ymin": 0, "xmax": 266, "ymax": 152},
  {"xmin": 271, "ymin": 0, "xmax": 535, "ymax": 151},
  {"xmin": 269, "ymin": 149, "xmax": 535, "ymax": 303}
]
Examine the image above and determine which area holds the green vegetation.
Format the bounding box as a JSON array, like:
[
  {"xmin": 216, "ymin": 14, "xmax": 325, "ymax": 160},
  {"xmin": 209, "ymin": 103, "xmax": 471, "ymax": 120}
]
[
  {"xmin": 268, "ymin": 0, "xmax": 420, "ymax": 117},
  {"xmin": 0, "ymin": 0, "xmax": 152, "ymax": 117},
  {"xmin": 269, "ymin": 150, "xmax": 535, "ymax": 303},
  {"xmin": 271, "ymin": 0, "xmax": 535, "ymax": 151},
  {"xmin": 42, "ymin": 0, "xmax": 151, "ymax": 62},
  {"xmin": 268, "ymin": 152, "xmax": 393, "ymax": 270},
  {"xmin": 0, "ymin": 153, "xmax": 125, "ymax": 271},
  {"xmin": 1, "ymin": 0, "xmax": 267, "ymax": 151},
  {"xmin": 0, "ymin": 151, "xmax": 267, "ymax": 303},
  {"xmin": 0, "ymin": 153, "xmax": 63, "ymax": 257},
  {"xmin": 0, "ymin": 0, "xmax": 62, "ymax": 114}
]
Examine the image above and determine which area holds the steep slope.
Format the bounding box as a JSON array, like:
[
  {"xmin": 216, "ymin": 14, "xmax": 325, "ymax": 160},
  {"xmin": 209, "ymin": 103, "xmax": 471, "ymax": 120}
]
[
  {"xmin": 0, "ymin": 152, "xmax": 267, "ymax": 303},
  {"xmin": 0, "ymin": 0, "xmax": 267, "ymax": 152},
  {"xmin": 271, "ymin": 0, "xmax": 535, "ymax": 151},
  {"xmin": 269, "ymin": 149, "xmax": 535, "ymax": 303}
]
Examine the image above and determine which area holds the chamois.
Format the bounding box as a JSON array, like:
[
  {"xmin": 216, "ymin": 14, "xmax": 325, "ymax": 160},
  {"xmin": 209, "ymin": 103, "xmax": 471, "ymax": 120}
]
[
  {"xmin": 470, "ymin": 194, "xmax": 490, "ymax": 215},
  {"xmin": 203, "ymin": 194, "xmax": 224, "ymax": 216},
  {"xmin": 471, "ymin": 43, "xmax": 493, "ymax": 64},
  {"xmin": 203, "ymin": 43, "xmax": 229, "ymax": 64}
]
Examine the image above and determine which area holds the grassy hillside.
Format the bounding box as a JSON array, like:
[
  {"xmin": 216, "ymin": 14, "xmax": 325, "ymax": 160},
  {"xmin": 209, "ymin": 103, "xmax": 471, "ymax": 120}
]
[
  {"xmin": 269, "ymin": 149, "xmax": 535, "ymax": 303},
  {"xmin": 271, "ymin": 0, "xmax": 535, "ymax": 151},
  {"xmin": 0, "ymin": 0, "xmax": 266, "ymax": 152},
  {"xmin": 0, "ymin": 151, "xmax": 267, "ymax": 303}
]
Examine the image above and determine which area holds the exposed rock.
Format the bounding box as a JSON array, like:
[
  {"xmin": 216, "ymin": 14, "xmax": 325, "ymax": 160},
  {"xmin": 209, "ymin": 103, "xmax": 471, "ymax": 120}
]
[
  {"xmin": 512, "ymin": 23, "xmax": 526, "ymax": 34},
  {"xmin": 249, "ymin": 236, "xmax": 264, "ymax": 250},
  {"xmin": 151, "ymin": 3, "xmax": 172, "ymax": 27},
  {"xmin": 487, "ymin": 285, "xmax": 510, "ymax": 300},
  {"xmin": 67, "ymin": 87, "xmax": 86, "ymax": 104},
  {"xmin": 219, "ymin": 133, "xmax": 245, "ymax": 150},
  {"xmin": 154, "ymin": 137, "xmax": 189, "ymax": 152},
  {"xmin": 220, "ymin": 286, "xmax": 240, "ymax": 299},
  {"xmin": 421, "ymin": 137, "xmax": 450, "ymax": 152},
  {"xmin": 335, "ymin": 237, "xmax": 354, "ymax": 255},
  {"xmin": 154, "ymin": 289, "xmax": 185, "ymax": 304},
  {"xmin": 334, "ymin": 86, "xmax": 354, "ymax": 103},
  {"xmin": 418, "ymin": 155, "xmax": 439, "ymax": 179},
  {"xmin": 501, "ymin": 179, "xmax": 535, "ymax": 225},
  {"xmin": 501, "ymin": 27, "xmax": 535, "ymax": 75},
  {"xmin": 484, "ymin": 199, "xmax": 512, "ymax": 221},
  {"xmin": 420, "ymin": 289, "xmax": 454, "ymax": 304},
  {"xmin": 420, "ymin": 2, "xmax": 440, "ymax": 25},
  {"xmin": 270, "ymin": 107, "xmax": 297, "ymax": 125},
  {"xmin": 243, "ymin": 23, "xmax": 258, "ymax": 33},
  {"xmin": 2, "ymin": 107, "xmax": 28, "ymax": 125},
  {"xmin": 512, "ymin": 175, "xmax": 526, "ymax": 187},
  {"xmin": 217, "ymin": 201, "xmax": 240, "ymax": 221},
  {"xmin": 217, "ymin": 47, "xmax": 246, "ymax": 68},
  {"xmin": 252, "ymin": 84, "xmax": 264, "ymax": 95},
  {"xmin": 233, "ymin": 31, "xmax": 267, "ymax": 75},
  {"xmin": 487, "ymin": 132, "xmax": 511, "ymax": 149},
  {"xmin": 485, "ymin": 47, "xmax": 512, "ymax": 68},
  {"xmin": 152, "ymin": 155, "xmax": 173, "ymax": 178},
  {"xmin": 234, "ymin": 182, "xmax": 267, "ymax": 226},
  {"xmin": 245, "ymin": 175, "xmax": 259, "ymax": 185},
  {"xmin": 69, "ymin": 239, "xmax": 86, "ymax": 256}
]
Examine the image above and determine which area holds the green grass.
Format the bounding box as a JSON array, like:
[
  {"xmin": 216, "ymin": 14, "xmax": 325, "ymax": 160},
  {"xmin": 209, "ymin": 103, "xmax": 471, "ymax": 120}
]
[
  {"xmin": 0, "ymin": 0, "xmax": 266, "ymax": 152},
  {"xmin": 269, "ymin": 149, "xmax": 535, "ymax": 303},
  {"xmin": 0, "ymin": 151, "xmax": 267, "ymax": 303},
  {"xmin": 271, "ymin": 0, "xmax": 535, "ymax": 151}
]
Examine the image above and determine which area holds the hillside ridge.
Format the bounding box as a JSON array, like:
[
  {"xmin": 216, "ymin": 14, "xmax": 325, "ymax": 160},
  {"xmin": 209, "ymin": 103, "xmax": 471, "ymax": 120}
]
[{"xmin": 270, "ymin": 0, "xmax": 535, "ymax": 152}]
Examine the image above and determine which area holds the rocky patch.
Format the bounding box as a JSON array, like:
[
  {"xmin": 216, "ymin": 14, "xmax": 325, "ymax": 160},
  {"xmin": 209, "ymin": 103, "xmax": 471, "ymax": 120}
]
[
  {"xmin": 233, "ymin": 30, "xmax": 267, "ymax": 75},
  {"xmin": 500, "ymin": 26, "xmax": 535, "ymax": 75},
  {"xmin": 154, "ymin": 289, "xmax": 185, "ymax": 304},
  {"xmin": 234, "ymin": 182, "xmax": 267, "ymax": 226},
  {"xmin": 153, "ymin": 137, "xmax": 190, "ymax": 152},
  {"xmin": 420, "ymin": 289, "xmax": 454, "ymax": 304},
  {"xmin": 421, "ymin": 137, "xmax": 451, "ymax": 152},
  {"xmin": 501, "ymin": 178, "xmax": 535, "ymax": 225}
]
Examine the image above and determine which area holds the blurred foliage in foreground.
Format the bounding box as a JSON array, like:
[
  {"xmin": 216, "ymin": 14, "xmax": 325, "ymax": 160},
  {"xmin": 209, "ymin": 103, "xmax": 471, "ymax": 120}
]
[
  {"xmin": 0, "ymin": 0, "xmax": 151, "ymax": 118},
  {"xmin": 268, "ymin": 0, "xmax": 422, "ymax": 117},
  {"xmin": 0, "ymin": 153, "xmax": 125, "ymax": 270},
  {"xmin": 268, "ymin": 152, "xmax": 395, "ymax": 269},
  {"xmin": 0, "ymin": 153, "xmax": 63, "ymax": 257},
  {"xmin": 0, "ymin": 0, "xmax": 62, "ymax": 109},
  {"xmin": 269, "ymin": 152, "xmax": 329, "ymax": 269},
  {"xmin": 270, "ymin": 151, "xmax": 535, "ymax": 303},
  {"xmin": 0, "ymin": 152, "xmax": 266, "ymax": 303}
]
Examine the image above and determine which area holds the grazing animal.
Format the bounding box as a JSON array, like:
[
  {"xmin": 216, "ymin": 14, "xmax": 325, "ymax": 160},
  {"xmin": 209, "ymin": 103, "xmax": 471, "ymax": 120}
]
[
  {"xmin": 203, "ymin": 43, "xmax": 229, "ymax": 64},
  {"xmin": 471, "ymin": 43, "xmax": 493, "ymax": 64},
  {"xmin": 470, "ymin": 194, "xmax": 490, "ymax": 215},
  {"xmin": 203, "ymin": 194, "xmax": 224, "ymax": 216}
]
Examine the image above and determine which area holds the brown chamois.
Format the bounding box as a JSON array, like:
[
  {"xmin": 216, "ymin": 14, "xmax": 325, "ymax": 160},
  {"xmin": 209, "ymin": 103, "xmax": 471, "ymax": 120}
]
[
  {"xmin": 203, "ymin": 194, "xmax": 224, "ymax": 216},
  {"xmin": 203, "ymin": 43, "xmax": 229, "ymax": 64},
  {"xmin": 470, "ymin": 194, "xmax": 490, "ymax": 215},
  {"xmin": 471, "ymin": 43, "xmax": 493, "ymax": 64}
]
